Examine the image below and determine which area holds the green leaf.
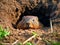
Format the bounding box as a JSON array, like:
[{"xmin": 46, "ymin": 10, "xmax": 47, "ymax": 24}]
[
  {"xmin": 32, "ymin": 32, "xmax": 37, "ymax": 36},
  {"xmin": 17, "ymin": 43, "xmax": 22, "ymax": 45},
  {"xmin": 26, "ymin": 42, "xmax": 33, "ymax": 45},
  {"xmin": 52, "ymin": 42, "xmax": 60, "ymax": 45},
  {"xmin": 0, "ymin": 26, "xmax": 3, "ymax": 31},
  {"xmin": 0, "ymin": 43, "xmax": 3, "ymax": 45}
]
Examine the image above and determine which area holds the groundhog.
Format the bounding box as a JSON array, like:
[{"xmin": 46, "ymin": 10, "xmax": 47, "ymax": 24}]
[{"xmin": 17, "ymin": 16, "xmax": 43, "ymax": 29}]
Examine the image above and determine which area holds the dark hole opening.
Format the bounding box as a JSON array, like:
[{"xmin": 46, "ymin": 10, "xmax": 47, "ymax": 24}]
[
  {"xmin": 12, "ymin": 0, "xmax": 59, "ymax": 29},
  {"xmin": 16, "ymin": 6, "xmax": 51, "ymax": 28},
  {"xmin": 15, "ymin": 0, "xmax": 58, "ymax": 29},
  {"xmin": 15, "ymin": 8, "xmax": 19, "ymax": 12}
]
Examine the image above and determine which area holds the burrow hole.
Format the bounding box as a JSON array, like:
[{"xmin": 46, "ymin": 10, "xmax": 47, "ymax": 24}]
[{"xmin": 14, "ymin": 6, "xmax": 51, "ymax": 29}]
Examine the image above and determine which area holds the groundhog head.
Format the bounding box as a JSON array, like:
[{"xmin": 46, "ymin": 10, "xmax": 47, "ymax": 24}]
[{"xmin": 17, "ymin": 16, "xmax": 43, "ymax": 29}]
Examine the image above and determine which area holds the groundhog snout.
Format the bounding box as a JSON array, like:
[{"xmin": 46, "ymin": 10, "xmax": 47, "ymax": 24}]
[
  {"xmin": 26, "ymin": 22, "xmax": 33, "ymax": 28},
  {"xmin": 26, "ymin": 23, "xmax": 30, "ymax": 28}
]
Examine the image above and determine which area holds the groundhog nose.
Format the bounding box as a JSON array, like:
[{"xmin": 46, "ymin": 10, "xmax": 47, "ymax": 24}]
[{"xmin": 26, "ymin": 23, "xmax": 30, "ymax": 28}]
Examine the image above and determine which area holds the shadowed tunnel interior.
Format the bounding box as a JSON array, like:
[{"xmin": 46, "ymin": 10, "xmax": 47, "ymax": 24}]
[
  {"xmin": 18, "ymin": 7, "xmax": 50, "ymax": 27},
  {"xmin": 15, "ymin": 0, "xmax": 58, "ymax": 29}
]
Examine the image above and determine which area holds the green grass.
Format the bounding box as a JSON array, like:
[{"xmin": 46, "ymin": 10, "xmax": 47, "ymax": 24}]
[
  {"xmin": 43, "ymin": 39, "xmax": 60, "ymax": 45},
  {"xmin": 17, "ymin": 42, "xmax": 33, "ymax": 45},
  {"xmin": 0, "ymin": 26, "xmax": 10, "ymax": 39},
  {"xmin": 25, "ymin": 42, "xmax": 33, "ymax": 45}
]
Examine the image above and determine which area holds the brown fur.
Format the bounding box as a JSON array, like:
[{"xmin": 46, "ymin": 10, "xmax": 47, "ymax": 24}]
[{"xmin": 17, "ymin": 16, "xmax": 43, "ymax": 29}]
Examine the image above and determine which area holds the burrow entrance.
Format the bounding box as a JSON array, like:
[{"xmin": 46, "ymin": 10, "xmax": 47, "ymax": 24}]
[
  {"xmin": 12, "ymin": 0, "xmax": 59, "ymax": 29},
  {"xmin": 15, "ymin": 5, "xmax": 51, "ymax": 29}
]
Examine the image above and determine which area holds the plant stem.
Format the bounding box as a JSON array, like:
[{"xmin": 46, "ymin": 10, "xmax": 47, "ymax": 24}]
[
  {"xmin": 50, "ymin": 18, "xmax": 53, "ymax": 33},
  {"xmin": 12, "ymin": 40, "xmax": 18, "ymax": 45},
  {"xmin": 23, "ymin": 35, "xmax": 36, "ymax": 45}
]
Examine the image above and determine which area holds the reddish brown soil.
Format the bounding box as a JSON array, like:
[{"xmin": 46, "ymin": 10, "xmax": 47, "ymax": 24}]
[{"xmin": 0, "ymin": 0, "xmax": 60, "ymax": 45}]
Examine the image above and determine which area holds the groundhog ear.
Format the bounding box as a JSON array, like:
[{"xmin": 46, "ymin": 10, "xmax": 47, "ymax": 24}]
[
  {"xmin": 35, "ymin": 16, "xmax": 39, "ymax": 20},
  {"xmin": 23, "ymin": 16, "xmax": 25, "ymax": 19},
  {"xmin": 36, "ymin": 18, "xmax": 38, "ymax": 21},
  {"xmin": 23, "ymin": 16, "xmax": 25, "ymax": 20}
]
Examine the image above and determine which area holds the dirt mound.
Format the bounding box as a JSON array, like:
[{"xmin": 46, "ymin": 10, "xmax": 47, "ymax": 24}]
[
  {"xmin": 0, "ymin": 0, "xmax": 23, "ymax": 29},
  {"xmin": 0, "ymin": 0, "xmax": 59, "ymax": 29},
  {"xmin": 0, "ymin": 0, "xmax": 60, "ymax": 45},
  {"xmin": 0, "ymin": 0, "xmax": 41, "ymax": 29},
  {"xmin": 0, "ymin": 0, "xmax": 44, "ymax": 44}
]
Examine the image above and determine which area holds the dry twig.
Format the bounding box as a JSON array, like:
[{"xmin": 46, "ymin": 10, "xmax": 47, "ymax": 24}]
[
  {"xmin": 12, "ymin": 40, "xmax": 18, "ymax": 45},
  {"xmin": 50, "ymin": 18, "xmax": 53, "ymax": 33}
]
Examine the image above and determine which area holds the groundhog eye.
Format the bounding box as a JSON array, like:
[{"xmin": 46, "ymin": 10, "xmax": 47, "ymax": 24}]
[{"xmin": 33, "ymin": 19, "xmax": 34, "ymax": 21}]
